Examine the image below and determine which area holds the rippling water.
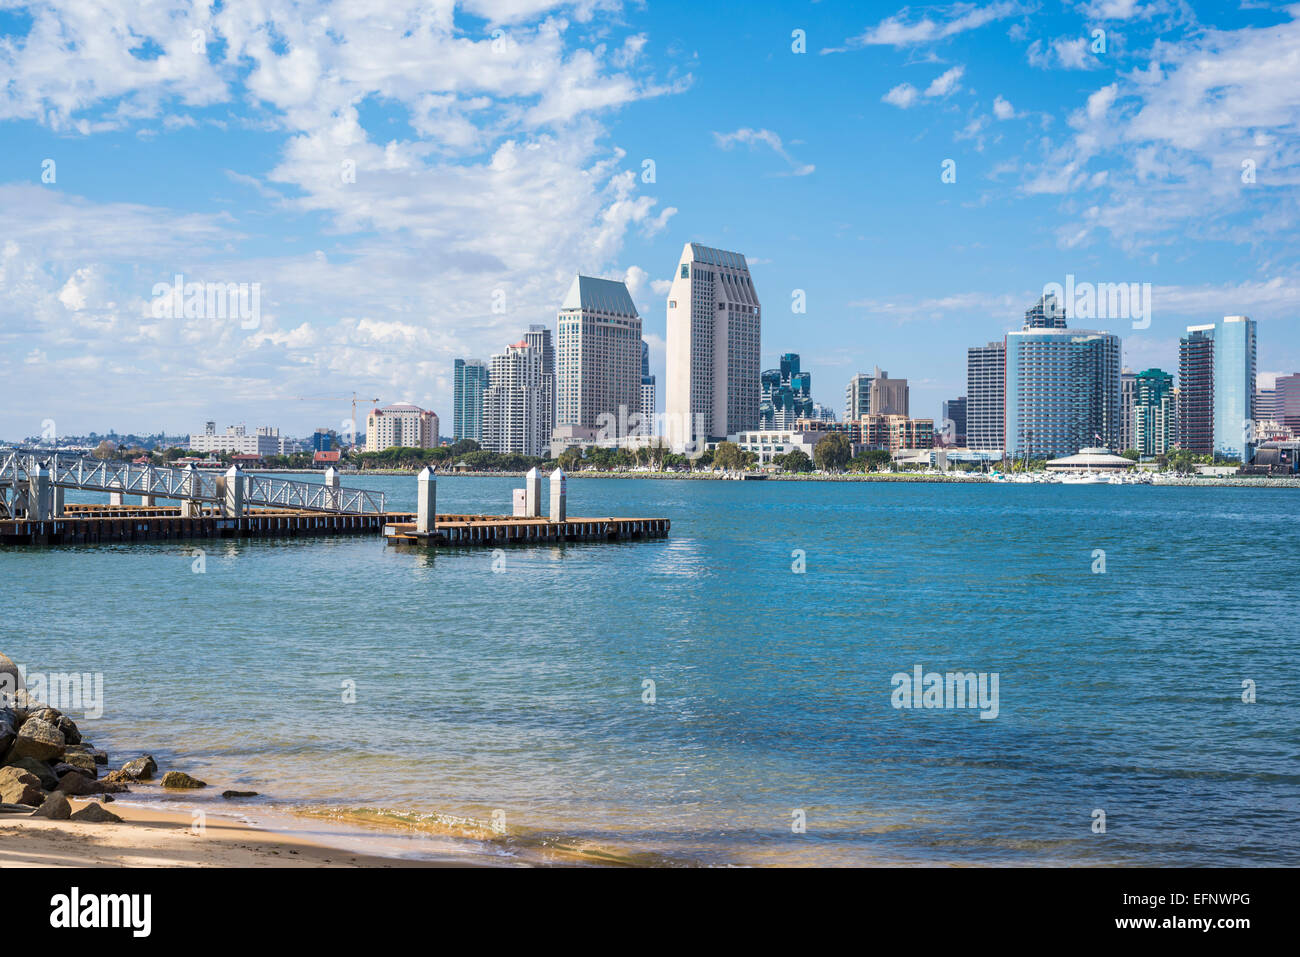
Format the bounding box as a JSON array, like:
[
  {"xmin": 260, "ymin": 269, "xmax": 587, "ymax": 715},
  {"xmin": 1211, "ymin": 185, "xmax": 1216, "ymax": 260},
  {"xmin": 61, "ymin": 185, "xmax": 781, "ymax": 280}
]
[{"xmin": 5, "ymin": 476, "xmax": 1298, "ymax": 865}]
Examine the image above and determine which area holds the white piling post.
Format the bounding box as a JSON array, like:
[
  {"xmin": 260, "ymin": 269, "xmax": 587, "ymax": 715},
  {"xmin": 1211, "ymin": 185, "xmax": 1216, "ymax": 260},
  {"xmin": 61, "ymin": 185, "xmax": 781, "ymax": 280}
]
[
  {"xmin": 525, "ymin": 466, "xmax": 542, "ymax": 517},
  {"xmin": 109, "ymin": 491, "xmax": 124, "ymax": 506},
  {"xmin": 416, "ymin": 466, "xmax": 437, "ymax": 534},
  {"xmin": 52, "ymin": 485, "xmax": 64, "ymax": 517},
  {"xmin": 181, "ymin": 464, "xmax": 201, "ymax": 517},
  {"xmin": 222, "ymin": 465, "xmax": 244, "ymax": 518},
  {"xmin": 549, "ymin": 467, "xmax": 567, "ymax": 523},
  {"xmin": 141, "ymin": 465, "xmax": 155, "ymax": 506},
  {"xmin": 324, "ymin": 465, "xmax": 341, "ymax": 511},
  {"xmin": 31, "ymin": 463, "xmax": 51, "ymax": 520}
]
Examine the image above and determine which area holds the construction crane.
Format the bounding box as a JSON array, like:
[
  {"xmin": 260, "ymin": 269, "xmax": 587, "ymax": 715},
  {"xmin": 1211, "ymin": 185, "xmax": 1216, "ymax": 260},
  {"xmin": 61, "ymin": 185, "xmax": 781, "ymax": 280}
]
[{"xmin": 292, "ymin": 392, "xmax": 381, "ymax": 449}]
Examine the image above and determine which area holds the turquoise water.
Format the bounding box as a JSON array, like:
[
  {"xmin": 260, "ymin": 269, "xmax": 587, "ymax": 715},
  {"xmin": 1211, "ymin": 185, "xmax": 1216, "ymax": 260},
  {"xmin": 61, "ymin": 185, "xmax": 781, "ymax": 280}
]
[{"xmin": 5, "ymin": 476, "xmax": 1299, "ymax": 865}]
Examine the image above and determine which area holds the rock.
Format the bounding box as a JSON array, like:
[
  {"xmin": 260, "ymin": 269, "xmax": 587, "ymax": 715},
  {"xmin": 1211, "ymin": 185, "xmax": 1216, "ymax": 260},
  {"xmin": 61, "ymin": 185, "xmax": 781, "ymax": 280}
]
[
  {"xmin": 55, "ymin": 715, "xmax": 81, "ymax": 746},
  {"xmin": 25, "ymin": 707, "xmax": 63, "ymax": 725},
  {"xmin": 0, "ymin": 766, "xmax": 46, "ymax": 807},
  {"xmin": 98, "ymin": 793, "xmax": 115, "ymax": 803},
  {"xmin": 221, "ymin": 790, "xmax": 259, "ymax": 799},
  {"xmin": 0, "ymin": 707, "xmax": 16, "ymax": 757},
  {"xmin": 161, "ymin": 771, "xmax": 206, "ymax": 790},
  {"xmin": 0, "ymin": 653, "xmax": 24, "ymax": 711},
  {"xmin": 98, "ymin": 781, "xmax": 129, "ymax": 794},
  {"xmin": 70, "ymin": 802, "xmax": 122, "ymax": 824},
  {"xmin": 54, "ymin": 771, "xmax": 99, "ymax": 796},
  {"xmin": 4, "ymin": 756, "xmax": 59, "ymax": 790},
  {"xmin": 30, "ymin": 791, "xmax": 72, "ymax": 820},
  {"xmin": 118, "ymin": 755, "xmax": 157, "ymax": 781},
  {"xmin": 58, "ymin": 752, "xmax": 98, "ymax": 777},
  {"xmin": 4, "ymin": 717, "xmax": 65, "ymax": 763},
  {"xmin": 0, "ymin": 802, "xmax": 37, "ymax": 814}
]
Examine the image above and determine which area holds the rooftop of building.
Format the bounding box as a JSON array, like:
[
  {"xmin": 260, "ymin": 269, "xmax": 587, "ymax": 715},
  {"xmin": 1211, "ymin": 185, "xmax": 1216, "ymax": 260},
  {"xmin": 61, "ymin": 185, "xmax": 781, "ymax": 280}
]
[
  {"xmin": 560, "ymin": 275, "xmax": 638, "ymax": 316},
  {"xmin": 686, "ymin": 242, "xmax": 749, "ymax": 270}
]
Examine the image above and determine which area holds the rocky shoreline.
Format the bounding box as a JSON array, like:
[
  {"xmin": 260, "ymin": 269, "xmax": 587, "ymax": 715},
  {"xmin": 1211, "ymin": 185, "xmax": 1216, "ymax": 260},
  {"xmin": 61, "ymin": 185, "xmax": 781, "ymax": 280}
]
[{"xmin": 1, "ymin": 657, "xmax": 242, "ymax": 824}]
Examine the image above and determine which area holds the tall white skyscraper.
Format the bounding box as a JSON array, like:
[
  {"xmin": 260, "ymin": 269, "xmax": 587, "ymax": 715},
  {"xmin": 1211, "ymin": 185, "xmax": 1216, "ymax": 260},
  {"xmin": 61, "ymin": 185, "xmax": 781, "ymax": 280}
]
[
  {"xmin": 556, "ymin": 276, "xmax": 642, "ymax": 432},
  {"xmin": 665, "ymin": 242, "xmax": 761, "ymax": 451},
  {"xmin": 483, "ymin": 340, "xmax": 547, "ymax": 457}
]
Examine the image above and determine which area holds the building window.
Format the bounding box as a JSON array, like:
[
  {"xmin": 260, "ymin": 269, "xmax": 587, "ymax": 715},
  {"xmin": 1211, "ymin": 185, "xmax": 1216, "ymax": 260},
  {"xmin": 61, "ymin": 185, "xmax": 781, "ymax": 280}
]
[{"xmin": 681, "ymin": 264, "xmax": 689, "ymax": 278}]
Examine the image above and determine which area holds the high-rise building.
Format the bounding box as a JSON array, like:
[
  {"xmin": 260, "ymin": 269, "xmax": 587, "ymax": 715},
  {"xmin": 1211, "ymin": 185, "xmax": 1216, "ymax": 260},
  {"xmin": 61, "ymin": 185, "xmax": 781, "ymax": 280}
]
[
  {"xmin": 640, "ymin": 340, "xmax": 657, "ymax": 435},
  {"xmin": 869, "ymin": 366, "xmax": 909, "ymax": 416},
  {"xmin": 453, "ymin": 358, "xmax": 489, "ymax": 443},
  {"xmin": 1275, "ymin": 373, "xmax": 1300, "ymax": 432},
  {"xmin": 556, "ymin": 276, "xmax": 641, "ymax": 434},
  {"xmin": 665, "ymin": 242, "xmax": 761, "ymax": 450},
  {"xmin": 810, "ymin": 402, "xmax": 837, "ymax": 422},
  {"xmin": 966, "ymin": 342, "xmax": 1005, "ymax": 452},
  {"xmin": 365, "ymin": 405, "xmax": 439, "ymax": 452},
  {"xmin": 1005, "ymin": 315, "xmax": 1122, "ymax": 458},
  {"xmin": 1134, "ymin": 368, "xmax": 1175, "ymax": 457},
  {"xmin": 1120, "ymin": 369, "xmax": 1137, "ymax": 452},
  {"xmin": 524, "ymin": 325, "xmax": 556, "ymax": 435},
  {"xmin": 1178, "ymin": 316, "xmax": 1257, "ymax": 459},
  {"xmin": 484, "ymin": 341, "xmax": 547, "ymax": 457},
  {"xmin": 1255, "ymin": 386, "xmax": 1278, "ymax": 424},
  {"xmin": 845, "ymin": 372, "xmax": 872, "ymax": 421},
  {"xmin": 760, "ymin": 353, "xmax": 813, "ymax": 429},
  {"xmin": 941, "ymin": 397, "xmax": 967, "ymax": 446},
  {"xmin": 1024, "ymin": 292, "xmax": 1068, "ymax": 329}
]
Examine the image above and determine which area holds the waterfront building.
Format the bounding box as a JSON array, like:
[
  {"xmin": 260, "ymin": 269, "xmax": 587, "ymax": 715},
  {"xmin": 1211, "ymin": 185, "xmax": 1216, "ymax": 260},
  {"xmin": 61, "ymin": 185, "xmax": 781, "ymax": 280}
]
[
  {"xmin": 311, "ymin": 428, "xmax": 334, "ymax": 452},
  {"xmin": 1177, "ymin": 316, "xmax": 1257, "ymax": 459},
  {"xmin": 665, "ymin": 242, "xmax": 761, "ymax": 450},
  {"xmin": 453, "ymin": 358, "xmax": 490, "ymax": 443},
  {"xmin": 966, "ymin": 341, "xmax": 1006, "ymax": 452},
  {"xmin": 557, "ymin": 277, "xmax": 641, "ymax": 433},
  {"xmin": 1276, "ymin": 373, "xmax": 1300, "ymax": 432},
  {"xmin": 810, "ymin": 402, "xmax": 837, "ymax": 422},
  {"xmin": 364, "ymin": 404, "xmax": 439, "ymax": 452},
  {"xmin": 760, "ymin": 353, "xmax": 814, "ymax": 429},
  {"xmin": 640, "ymin": 340, "xmax": 657, "ymax": 436},
  {"xmin": 1120, "ymin": 369, "xmax": 1137, "ymax": 452},
  {"xmin": 869, "ymin": 367, "xmax": 909, "ymax": 416},
  {"xmin": 484, "ymin": 340, "xmax": 547, "ymax": 457},
  {"xmin": 845, "ymin": 372, "xmax": 872, "ymax": 421},
  {"xmin": 728, "ymin": 429, "xmax": 829, "ymax": 466},
  {"xmin": 1255, "ymin": 385, "xmax": 1278, "ymax": 425},
  {"xmin": 190, "ymin": 422, "xmax": 289, "ymax": 456},
  {"xmin": 524, "ymin": 325, "xmax": 556, "ymax": 435},
  {"xmin": 1004, "ymin": 322, "xmax": 1122, "ymax": 458},
  {"xmin": 1133, "ymin": 368, "xmax": 1176, "ymax": 457},
  {"xmin": 941, "ymin": 397, "xmax": 967, "ymax": 446},
  {"xmin": 851, "ymin": 414, "xmax": 935, "ymax": 452}
]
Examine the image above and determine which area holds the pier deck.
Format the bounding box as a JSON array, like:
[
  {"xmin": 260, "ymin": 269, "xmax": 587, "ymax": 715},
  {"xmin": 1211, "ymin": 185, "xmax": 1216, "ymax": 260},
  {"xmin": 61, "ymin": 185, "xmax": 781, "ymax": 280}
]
[
  {"xmin": 0, "ymin": 505, "xmax": 415, "ymax": 546},
  {"xmin": 384, "ymin": 514, "xmax": 670, "ymax": 546}
]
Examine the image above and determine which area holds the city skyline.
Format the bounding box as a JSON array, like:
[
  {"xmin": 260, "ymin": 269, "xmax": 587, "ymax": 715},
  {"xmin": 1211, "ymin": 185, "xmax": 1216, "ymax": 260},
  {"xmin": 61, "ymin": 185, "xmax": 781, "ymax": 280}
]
[{"xmin": 3, "ymin": 3, "xmax": 1299, "ymax": 438}]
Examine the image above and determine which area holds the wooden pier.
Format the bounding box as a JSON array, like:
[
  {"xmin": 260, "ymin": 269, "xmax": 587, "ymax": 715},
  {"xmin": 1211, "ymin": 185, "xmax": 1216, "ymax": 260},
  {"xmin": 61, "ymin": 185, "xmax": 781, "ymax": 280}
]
[
  {"xmin": 384, "ymin": 514, "xmax": 670, "ymax": 547},
  {"xmin": 0, "ymin": 505, "xmax": 415, "ymax": 546}
]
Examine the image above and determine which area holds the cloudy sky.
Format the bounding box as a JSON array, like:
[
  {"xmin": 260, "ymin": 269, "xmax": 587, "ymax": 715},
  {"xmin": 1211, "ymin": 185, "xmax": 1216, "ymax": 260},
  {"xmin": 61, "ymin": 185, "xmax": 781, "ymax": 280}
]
[{"xmin": 1, "ymin": 0, "xmax": 1298, "ymax": 439}]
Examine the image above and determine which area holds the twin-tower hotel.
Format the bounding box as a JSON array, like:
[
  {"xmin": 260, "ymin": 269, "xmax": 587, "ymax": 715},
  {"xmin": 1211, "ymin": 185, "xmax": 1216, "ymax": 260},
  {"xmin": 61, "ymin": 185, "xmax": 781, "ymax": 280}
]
[{"xmin": 454, "ymin": 242, "xmax": 762, "ymax": 456}]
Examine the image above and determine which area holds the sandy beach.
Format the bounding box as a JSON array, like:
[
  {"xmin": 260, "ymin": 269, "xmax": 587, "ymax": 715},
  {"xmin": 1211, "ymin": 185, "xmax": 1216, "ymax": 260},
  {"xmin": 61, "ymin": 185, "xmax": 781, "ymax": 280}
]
[{"xmin": 0, "ymin": 799, "xmax": 496, "ymax": 868}]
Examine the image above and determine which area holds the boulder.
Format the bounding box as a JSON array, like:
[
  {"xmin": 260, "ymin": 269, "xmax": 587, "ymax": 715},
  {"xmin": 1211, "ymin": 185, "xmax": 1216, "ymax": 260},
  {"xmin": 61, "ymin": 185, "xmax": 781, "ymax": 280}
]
[
  {"xmin": 161, "ymin": 771, "xmax": 206, "ymax": 789},
  {"xmin": 221, "ymin": 790, "xmax": 259, "ymax": 799},
  {"xmin": 0, "ymin": 766, "xmax": 46, "ymax": 807},
  {"xmin": 4, "ymin": 755, "xmax": 59, "ymax": 790},
  {"xmin": 0, "ymin": 802, "xmax": 37, "ymax": 814},
  {"xmin": 54, "ymin": 771, "xmax": 99, "ymax": 796},
  {"xmin": 5, "ymin": 717, "xmax": 65, "ymax": 763},
  {"xmin": 0, "ymin": 707, "xmax": 16, "ymax": 756},
  {"xmin": 58, "ymin": 752, "xmax": 98, "ymax": 777},
  {"xmin": 118, "ymin": 755, "xmax": 157, "ymax": 781},
  {"xmin": 0, "ymin": 653, "xmax": 23, "ymax": 710},
  {"xmin": 55, "ymin": 716, "xmax": 81, "ymax": 746},
  {"xmin": 70, "ymin": 802, "xmax": 122, "ymax": 824},
  {"xmin": 30, "ymin": 791, "xmax": 72, "ymax": 820},
  {"xmin": 25, "ymin": 707, "xmax": 63, "ymax": 725}
]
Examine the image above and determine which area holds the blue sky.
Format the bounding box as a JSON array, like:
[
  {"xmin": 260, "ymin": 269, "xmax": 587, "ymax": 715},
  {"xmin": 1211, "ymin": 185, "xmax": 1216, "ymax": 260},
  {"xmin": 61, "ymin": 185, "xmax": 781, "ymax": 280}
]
[{"xmin": 1, "ymin": 0, "xmax": 1298, "ymax": 439}]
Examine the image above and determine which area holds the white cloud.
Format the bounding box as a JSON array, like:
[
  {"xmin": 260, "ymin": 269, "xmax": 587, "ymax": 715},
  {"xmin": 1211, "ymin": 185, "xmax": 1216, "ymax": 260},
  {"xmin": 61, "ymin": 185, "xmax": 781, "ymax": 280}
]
[
  {"xmin": 839, "ymin": 2, "xmax": 1022, "ymax": 49},
  {"xmin": 713, "ymin": 128, "xmax": 814, "ymax": 176},
  {"xmin": 882, "ymin": 83, "xmax": 920, "ymax": 109},
  {"xmin": 925, "ymin": 65, "xmax": 966, "ymax": 98},
  {"xmin": 993, "ymin": 95, "xmax": 1015, "ymax": 119},
  {"xmin": 1027, "ymin": 37, "xmax": 1100, "ymax": 71}
]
